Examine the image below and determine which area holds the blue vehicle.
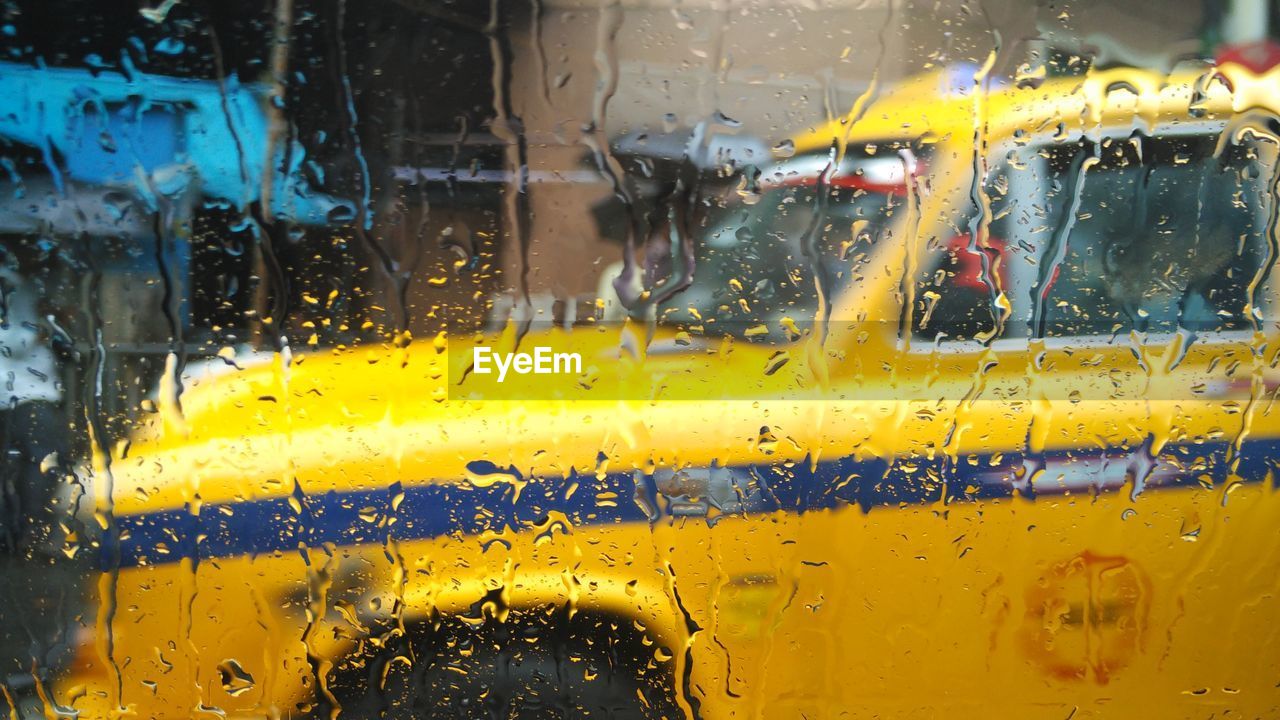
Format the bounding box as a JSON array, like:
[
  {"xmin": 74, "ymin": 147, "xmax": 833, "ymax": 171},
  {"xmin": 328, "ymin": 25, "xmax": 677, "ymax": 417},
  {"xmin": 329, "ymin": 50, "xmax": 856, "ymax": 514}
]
[{"xmin": 0, "ymin": 60, "xmax": 351, "ymax": 230}]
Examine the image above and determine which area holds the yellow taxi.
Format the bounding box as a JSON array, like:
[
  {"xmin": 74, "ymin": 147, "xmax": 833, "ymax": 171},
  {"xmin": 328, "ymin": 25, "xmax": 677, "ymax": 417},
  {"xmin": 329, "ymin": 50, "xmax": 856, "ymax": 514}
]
[{"xmin": 55, "ymin": 60, "xmax": 1280, "ymax": 719}]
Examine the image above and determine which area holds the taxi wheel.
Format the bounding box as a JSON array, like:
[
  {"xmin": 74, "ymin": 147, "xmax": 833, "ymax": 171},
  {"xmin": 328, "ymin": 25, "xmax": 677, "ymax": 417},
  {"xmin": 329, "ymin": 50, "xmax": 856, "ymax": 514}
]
[{"xmin": 343, "ymin": 613, "xmax": 680, "ymax": 719}]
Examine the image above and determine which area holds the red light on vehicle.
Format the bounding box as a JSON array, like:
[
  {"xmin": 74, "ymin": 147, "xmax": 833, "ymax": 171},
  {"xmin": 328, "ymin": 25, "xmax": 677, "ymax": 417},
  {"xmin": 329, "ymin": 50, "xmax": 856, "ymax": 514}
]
[{"xmin": 944, "ymin": 233, "xmax": 1008, "ymax": 291}]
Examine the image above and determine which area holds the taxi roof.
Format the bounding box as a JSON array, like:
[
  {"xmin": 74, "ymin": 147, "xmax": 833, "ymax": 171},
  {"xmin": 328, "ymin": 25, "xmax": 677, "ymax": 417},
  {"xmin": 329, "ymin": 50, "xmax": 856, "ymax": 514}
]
[{"xmin": 789, "ymin": 62, "xmax": 1280, "ymax": 155}]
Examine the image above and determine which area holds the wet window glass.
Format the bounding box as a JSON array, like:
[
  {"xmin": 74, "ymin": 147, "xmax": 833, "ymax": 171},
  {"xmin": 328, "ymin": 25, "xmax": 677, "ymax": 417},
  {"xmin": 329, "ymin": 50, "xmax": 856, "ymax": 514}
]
[{"xmin": 3, "ymin": 1, "xmax": 1280, "ymax": 719}]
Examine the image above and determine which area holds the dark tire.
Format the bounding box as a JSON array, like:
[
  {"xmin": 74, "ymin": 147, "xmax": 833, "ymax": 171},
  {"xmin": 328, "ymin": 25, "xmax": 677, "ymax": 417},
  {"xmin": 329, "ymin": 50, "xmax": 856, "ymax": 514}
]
[{"xmin": 333, "ymin": 611, "xmax": 681, "ymax": 720}]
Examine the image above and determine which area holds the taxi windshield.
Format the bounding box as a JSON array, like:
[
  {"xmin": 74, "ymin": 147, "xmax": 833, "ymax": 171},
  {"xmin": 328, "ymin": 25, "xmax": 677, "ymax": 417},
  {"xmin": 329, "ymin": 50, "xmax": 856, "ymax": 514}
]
[{"xmin": 654, "ymin": 145, "xmax": 916, "ymax": 333}]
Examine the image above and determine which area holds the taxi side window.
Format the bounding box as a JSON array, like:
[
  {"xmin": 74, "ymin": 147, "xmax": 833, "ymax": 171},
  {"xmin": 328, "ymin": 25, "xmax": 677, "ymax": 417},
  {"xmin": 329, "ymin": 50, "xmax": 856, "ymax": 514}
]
[
  {"xmin": 909, "ymin": 153, "xmax": 1028, "ymax": 344},
  {"xmin": 911, "ymin": 232, "xmax": 1004, "ymax": 343},
  {"xmin": 903, "ymin": 130, "xmax": 1273, "ymax": 346},
  {"xmin": 1007, "ymin": 134, "xmax": 1273, "ymax": 339}
]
